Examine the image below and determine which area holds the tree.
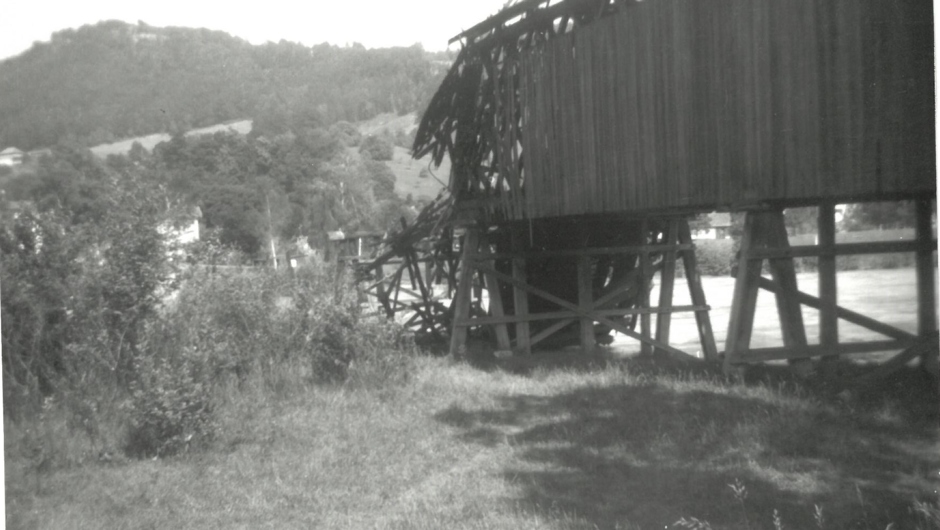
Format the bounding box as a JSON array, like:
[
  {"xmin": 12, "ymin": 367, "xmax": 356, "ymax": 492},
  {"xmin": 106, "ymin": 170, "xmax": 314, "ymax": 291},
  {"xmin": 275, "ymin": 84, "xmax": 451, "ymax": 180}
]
[
  {"xmin": 359, "ymin": 135, "xmax": 394, "ymax": 161},
  {"xmin": 842, "ymin": 201, "xmax": 916, "ymax": 231},
  {"xmin": 1, "ymin": 158, "xmax": 174, "ymax": 413}
]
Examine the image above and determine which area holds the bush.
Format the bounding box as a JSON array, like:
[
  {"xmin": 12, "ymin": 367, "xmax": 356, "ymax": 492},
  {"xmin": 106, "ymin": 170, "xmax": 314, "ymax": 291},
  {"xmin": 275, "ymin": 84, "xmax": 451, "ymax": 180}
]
[
  {"xmin": 359, "ymin": 135, "xmax": 394, "ymax": 161},
  {"xmin": 330, "ymin": 121, "xmax": 362, "ymax": 147},
  {"xmin": 160, "ymin": 264, "xmax": 415, "ymax": 391},
  {"xmin": 124, "ymin": 352, "xmax": 216, "ymax": 458},
  {"xmin": 694, "ymin": 239, "xmax": 735, "ymax": 277}
]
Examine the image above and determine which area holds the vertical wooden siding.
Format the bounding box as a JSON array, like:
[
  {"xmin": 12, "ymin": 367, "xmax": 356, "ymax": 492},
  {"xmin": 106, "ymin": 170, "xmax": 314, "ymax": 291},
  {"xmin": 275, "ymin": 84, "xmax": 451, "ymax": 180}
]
[{"xmin": 518, "ymin": 0, "xmax": 935, "ymax": 219}]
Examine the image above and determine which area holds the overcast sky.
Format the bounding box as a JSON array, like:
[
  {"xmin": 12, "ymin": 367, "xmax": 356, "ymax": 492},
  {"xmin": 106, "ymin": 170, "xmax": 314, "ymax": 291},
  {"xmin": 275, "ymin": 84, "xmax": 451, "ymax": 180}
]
[{"xmin": 0, "ymin": 0, "xmax": 511, "ymax": 60}]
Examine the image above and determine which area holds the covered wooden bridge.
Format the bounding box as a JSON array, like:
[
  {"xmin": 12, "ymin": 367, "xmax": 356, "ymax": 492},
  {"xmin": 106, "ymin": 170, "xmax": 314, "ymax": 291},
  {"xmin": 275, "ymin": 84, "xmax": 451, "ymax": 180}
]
[{"xmin": 365, "ymin": 0, "xmax": 936, "ymax": 374}]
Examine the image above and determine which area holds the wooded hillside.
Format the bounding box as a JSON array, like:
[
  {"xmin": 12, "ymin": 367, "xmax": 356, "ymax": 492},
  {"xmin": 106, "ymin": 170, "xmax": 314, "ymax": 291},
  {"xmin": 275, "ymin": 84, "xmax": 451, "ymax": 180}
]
[{"xmin": 0, "ymin": 20, "xmax": 452, "ymax": 150}]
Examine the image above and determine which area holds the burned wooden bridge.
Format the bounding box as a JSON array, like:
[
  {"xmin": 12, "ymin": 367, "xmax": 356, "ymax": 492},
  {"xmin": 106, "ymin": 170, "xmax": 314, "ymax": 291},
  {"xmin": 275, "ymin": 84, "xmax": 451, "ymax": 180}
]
[{"xmin": 356, "ymin": 0, "xmax": 937, "ymax": 376}]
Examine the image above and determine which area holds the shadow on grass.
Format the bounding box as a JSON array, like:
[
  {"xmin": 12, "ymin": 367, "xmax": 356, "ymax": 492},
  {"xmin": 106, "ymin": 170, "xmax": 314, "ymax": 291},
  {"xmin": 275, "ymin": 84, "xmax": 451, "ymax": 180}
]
[{"xmin": 436, "ymin": 356, "xmax": 939, "ymax": 530}]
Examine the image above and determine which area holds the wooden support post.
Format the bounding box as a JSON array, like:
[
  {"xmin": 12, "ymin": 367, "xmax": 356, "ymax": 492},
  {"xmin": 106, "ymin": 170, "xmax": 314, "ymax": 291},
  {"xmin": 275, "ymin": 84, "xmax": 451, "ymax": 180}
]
[
  {"xmin": 915, "ymin": 198, "xmax": 937, "ymax": 368},
  {"xmin": 449, "ymin": 228, "xmax": 480, "ymax": 358},
  {"xmin": 818, "ymin": 203, "xmax": 838, "ymax": 360},
  {"xmin": 725, "ymin": 212, "xmax": 763, "ymax": 374},
  {"xmin": 765, "ymin": 210, "xmax": 812, "ymax": 376},
  {"xmin": 678, "ymin": 219, "xmax": 718, "ymax": 361},
  {"xmin": 374, "ymin": 263, "xmax": 395, "ymax": 319},
  {"xmin": 479, "ymin": 243, "xmax": 512, "ymax": 352},
  {"xmin": 512, "ymin": 228, "xmax": 531, "ymax": 355},
  {"xmin": 640, "ymin": 220, "xmax": 652, "ymax": 356},
  {"xmin": 655, "ymin": 220, "xmax": 679, "ymax": 356},
  {"xmin": 578, "ymin": 255, "xmax": 595, "ymax": 354}
]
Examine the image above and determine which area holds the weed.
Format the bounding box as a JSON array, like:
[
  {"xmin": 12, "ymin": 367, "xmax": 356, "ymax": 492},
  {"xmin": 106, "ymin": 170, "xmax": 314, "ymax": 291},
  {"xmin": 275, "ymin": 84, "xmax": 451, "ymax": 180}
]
[
  {"xmin": 672, "ymin": 517, "xmax": 714, "ymax": 529},
  {"xmin": 123, "ymin": 353, "xmax": 216, "ymax": 458},
  {"xmin": 729, "ymin": 478, "xmax": 751, "ymax": 529},
  {"xmin": 814, "ymin": 504, "xmax": 825, "ymax": 529}
]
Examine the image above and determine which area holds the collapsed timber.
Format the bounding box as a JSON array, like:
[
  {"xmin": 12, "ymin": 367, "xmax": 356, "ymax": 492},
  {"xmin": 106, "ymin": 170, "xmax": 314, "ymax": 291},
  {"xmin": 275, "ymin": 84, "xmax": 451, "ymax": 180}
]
[{"xmin": 347, "ymin": 194, "xmax": 715, "ymax": 361}]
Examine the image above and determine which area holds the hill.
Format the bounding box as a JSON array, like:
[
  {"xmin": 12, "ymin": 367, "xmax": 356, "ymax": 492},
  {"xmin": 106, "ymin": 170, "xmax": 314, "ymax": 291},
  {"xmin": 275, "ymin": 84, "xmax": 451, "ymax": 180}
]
[
  {"xmin": 88, "ymin": 119, "xmax": 253, "ymax": 158},
  {"xmin": 0, "ymin": 20, "xmax": 451, "ymax": 151},
  {"xmin": 354, "ymin": 112, "xmax": 449, "ymax": 201},
  {"xmin": 85, "ymin": 112, "xmax": 449, "ymax": 202}
]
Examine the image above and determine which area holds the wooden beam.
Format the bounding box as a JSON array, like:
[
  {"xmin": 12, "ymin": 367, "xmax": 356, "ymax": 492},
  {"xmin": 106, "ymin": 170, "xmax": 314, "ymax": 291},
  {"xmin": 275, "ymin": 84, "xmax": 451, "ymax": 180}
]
[
  {"xmin": 528, "ymin": 319, "xmax": 576, "ymax": 348},
  {"xmin": 484, "ymin": 243, "xmax": 694, "ymax": 260},
  {"xmin": 724, "ymin": 212, "xmax": 763, "ymax": 373},
  {"xmin": 736, "ymin": 340, "xmax": 920, "ymax": 363},
  {"xmin": 473, "ymin": 262, "xmax": 700, "ymax": 359},
  {"xmin": 916, "ymin": 198, "xmax": 937, "ymax": 335},
  {"xmin": 455, "ymin": 305, "xmax": 710, "ymax": 326},
  {"xmin": 448, "ymin": 0, "xmax": 548, "ymax": 44},
  {"xmin": 678, "ymin": 219, "xmax": 719, "ymax": 361},
  {"xmin": 640, "ymin": 220, "xmax": 652, "ymax": 356},
  {"xmin": 479, "ymin": 244, "xmax": 512, "ymax": 352},
  {"xmin": 449, "ymin": 228, "xmax": 480, "ymax": 357},
  {"xmin": 655, "ymin": 220, "xmax": 679, "ymax": 356},
  {"xmin": 578, "ymin": 255, "xmax": 595, "ymax": 353},
  {"xmin": 512, "ymin": 227, "xmax": 531, "ymax": 355},
  {"xmin": 592, "ymin": 313, "xmax": 700, "ymax": 362},
  {"xmin": 765, "ymin": 210, "xmax": 812, "ymax": 375},
  {"xmin": 850, "ymin": 332, "xmax": 939, "ymax": 389},
  {"xmin": 756, "ymin": 276, "xmax": 916, "ymax": 341},
  {"xmin": 748, "ymin": 239, "xmax": 929, "ymax": 259},
  {"xmin": 915, "ymin": 198, "xmax": 937, "ymax": 368},
  {"xmin": 818, "ymin": 203, "xmax": 838, "ymax": 360}
]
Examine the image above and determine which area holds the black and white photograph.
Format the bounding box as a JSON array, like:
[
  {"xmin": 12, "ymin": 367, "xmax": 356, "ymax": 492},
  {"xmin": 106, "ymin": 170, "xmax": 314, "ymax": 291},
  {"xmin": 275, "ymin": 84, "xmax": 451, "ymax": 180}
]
[{"xmin": 1, "ymin": 1, "xmax": 937, "ymax": 528}]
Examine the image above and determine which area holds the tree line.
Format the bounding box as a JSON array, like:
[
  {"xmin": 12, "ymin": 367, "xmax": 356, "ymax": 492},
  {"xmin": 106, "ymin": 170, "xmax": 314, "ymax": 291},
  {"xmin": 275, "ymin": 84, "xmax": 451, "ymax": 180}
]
[{"xmin": 0, "ymin": 20, "xmax": 452, "ymax": 150}]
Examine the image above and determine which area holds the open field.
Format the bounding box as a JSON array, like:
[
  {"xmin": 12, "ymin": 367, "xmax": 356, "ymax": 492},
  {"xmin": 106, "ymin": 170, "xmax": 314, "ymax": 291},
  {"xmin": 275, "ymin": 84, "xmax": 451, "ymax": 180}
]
[
  {"xmin": 6, "ymin": 355, "xmax": 938, "ymax": 530},
  {"xmin": 355, "ymin": 112, "xmax": 449, "ymax": 201},
  {"xmin": 388, "ymin": 145, "xmax": 449, "ymax": 202},
  {"xmin": 88, "ymin": 120, "xmax": 253, "ymax": 158},
  {"xmin": 612, "ymin": 267, "xmax": 939, "ymax": 361},
  {"xmin": 5, "ymin": 268, "xmax": 938, "ymax": 530}
]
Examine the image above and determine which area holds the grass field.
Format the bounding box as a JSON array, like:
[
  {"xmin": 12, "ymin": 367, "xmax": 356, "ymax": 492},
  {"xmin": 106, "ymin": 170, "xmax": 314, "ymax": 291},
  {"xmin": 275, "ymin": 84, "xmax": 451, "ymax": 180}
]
[
  {"xmin": 354, "ymin": 112, "xmax": 449, "ymax": 202},
  {"xmin": 5, "ymin": 270, "xmax": 938, "ymax": 530},
  {"xmin": 614, "ymin": 268, "xmax": 939, "ymax": 361}
]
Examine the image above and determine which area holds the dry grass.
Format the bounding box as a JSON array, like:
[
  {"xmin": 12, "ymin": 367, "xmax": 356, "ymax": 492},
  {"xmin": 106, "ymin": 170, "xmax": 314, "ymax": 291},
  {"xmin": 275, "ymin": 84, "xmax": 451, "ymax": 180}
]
[{"xmin": 6, "ymin": 354, "xmax": 939, "ymax": 529}]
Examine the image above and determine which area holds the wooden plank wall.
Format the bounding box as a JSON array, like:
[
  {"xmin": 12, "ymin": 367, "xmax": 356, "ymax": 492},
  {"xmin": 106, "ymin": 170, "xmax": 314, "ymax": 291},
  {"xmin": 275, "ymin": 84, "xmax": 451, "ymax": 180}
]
[{"xmin": 517, "ymin": 0, "xmax": 935, "ymax": 220}]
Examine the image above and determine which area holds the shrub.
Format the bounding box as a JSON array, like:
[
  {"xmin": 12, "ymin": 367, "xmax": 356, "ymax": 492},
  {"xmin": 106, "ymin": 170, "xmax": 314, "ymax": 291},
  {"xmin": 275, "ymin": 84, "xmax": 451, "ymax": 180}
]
[
  {"xmin": 694, "ymin": 239, "xmax": 735, "ymax": 277},
  {"xmin": 124, "ymin": 352, "xmax": 216, "ymax": 458},
  {"xmin": 359, "ymin": 135, "xmax": 394, "ymax": 161},
  {"xmin": 161, "ymin": 263, "xmax": 416, "ymax": 391},
  {"xmin": 330, "ymin": 121, "xmax": 362, "ymax": 147}
]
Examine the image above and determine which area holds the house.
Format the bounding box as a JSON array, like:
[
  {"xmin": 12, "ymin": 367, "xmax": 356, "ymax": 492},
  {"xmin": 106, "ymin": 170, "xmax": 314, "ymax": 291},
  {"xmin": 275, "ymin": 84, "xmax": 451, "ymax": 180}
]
[
  {"xmin": 328, "ymin": 230, "xmax": 386, "ymax": 262},
  {"xmin": 0, "ymin": 147, "xmax": 24, "ymax": 166},
  {"xmin": 692, "ymin": 212, "xmax": 733, "ymax": 240},
  {"xmin": 159, "ymin": 205, "xmax": 202, "ymax": 255}
]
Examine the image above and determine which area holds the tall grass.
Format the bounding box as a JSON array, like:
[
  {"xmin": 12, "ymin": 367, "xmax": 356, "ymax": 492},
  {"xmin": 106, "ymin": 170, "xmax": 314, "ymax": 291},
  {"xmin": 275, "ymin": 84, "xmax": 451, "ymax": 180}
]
[{"xmin": 4, "ymin": 261, "xmax": 417, "ymax": 470}]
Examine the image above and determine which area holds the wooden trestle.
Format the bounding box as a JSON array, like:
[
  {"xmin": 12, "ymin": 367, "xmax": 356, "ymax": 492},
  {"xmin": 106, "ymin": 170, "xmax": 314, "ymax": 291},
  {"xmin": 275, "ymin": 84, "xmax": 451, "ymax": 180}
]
[
  {"xmin": 448, "ymin": 217, "xmax": 718, "ymax": 361},
  {"xmin": 723, "ymin": 198, "xmax": 938, "ymax": 375}
]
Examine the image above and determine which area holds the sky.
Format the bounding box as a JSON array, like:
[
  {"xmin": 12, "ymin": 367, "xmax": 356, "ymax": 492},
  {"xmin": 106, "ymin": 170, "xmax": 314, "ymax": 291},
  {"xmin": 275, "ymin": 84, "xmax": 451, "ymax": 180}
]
[{"xmin": 0, "ymin": 0, "xmax": 512, "ymax": 60}]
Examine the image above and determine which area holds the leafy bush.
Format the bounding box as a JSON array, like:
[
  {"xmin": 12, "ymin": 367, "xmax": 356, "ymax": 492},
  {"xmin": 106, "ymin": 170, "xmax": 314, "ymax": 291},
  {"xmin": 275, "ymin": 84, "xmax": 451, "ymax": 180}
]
[
  {"xmin": 160, "ymin": 263, "xmax": 415, "ymax": 391},
  {"xmin": 367, "ymin": 160, "xmax": 397, "ymax": 202},
  {"xmin": 694, "ymin": 239, "xmax": 735, "ymax": 277},
  {"xmin": 124, "ymin": 352, "xmax": 216, "ymax": 458},
  {"xmin": 331, "ymin": 121, "xmax": 362, "ymax": 147},
  {"xmin": 359, "ymin": 135, "xmax": 394, "ymax": 161},
  {"xmin": 1, "ymin": 177, "xmax": 174, "ymax": 419}
]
